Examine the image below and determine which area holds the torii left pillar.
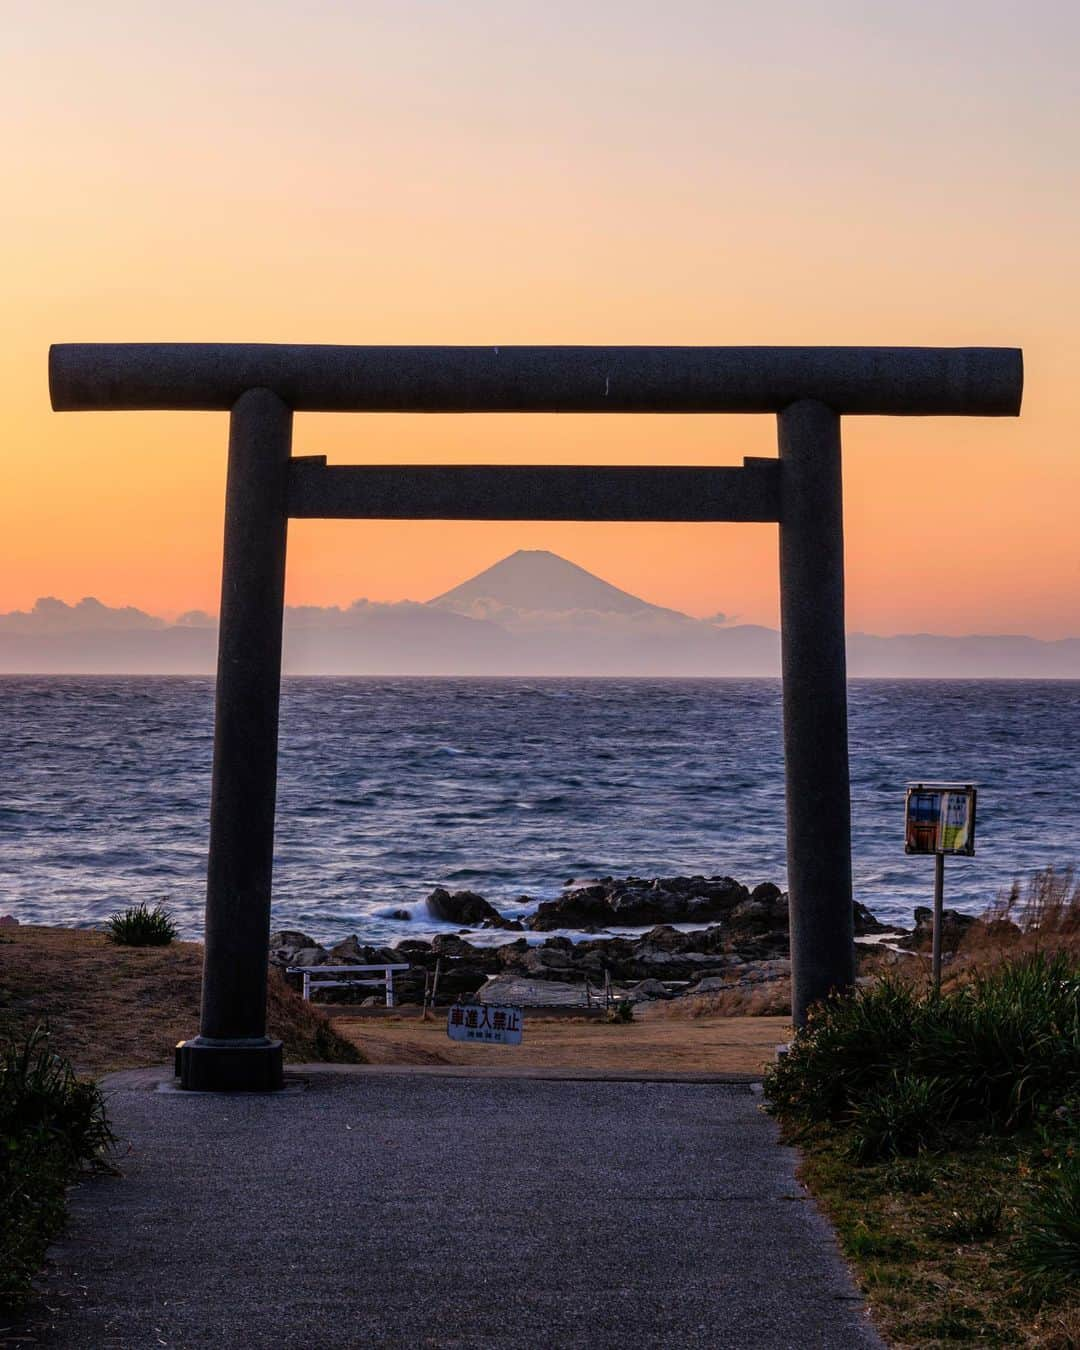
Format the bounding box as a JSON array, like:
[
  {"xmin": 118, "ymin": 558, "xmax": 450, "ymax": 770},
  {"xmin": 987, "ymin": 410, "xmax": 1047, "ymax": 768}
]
[{"xmin": 178, "ymin": 388, "xmax": 291, "ymax": 1090}]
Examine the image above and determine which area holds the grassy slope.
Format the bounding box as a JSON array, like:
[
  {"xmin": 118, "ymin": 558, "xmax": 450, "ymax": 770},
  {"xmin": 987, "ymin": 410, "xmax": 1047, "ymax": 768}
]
[
  {"xmin": 0, "ymin": 925, "xmax": 362, "ymax": 1075},
  {"xmin": 797, "ymin": 1131, "xmax": 1079, "ymax": 1348},
  {"xmin": 771, "ymin": 893, "xmax": 1080, "ymax": 1349}
]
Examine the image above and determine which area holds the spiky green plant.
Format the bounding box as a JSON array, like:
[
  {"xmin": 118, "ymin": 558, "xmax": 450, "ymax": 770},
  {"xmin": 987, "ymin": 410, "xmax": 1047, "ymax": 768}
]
[
  {"xmin": 765, "ymin": 952, "xmax": 1080, "ymax": 1155},
  {"xmin": 1, "ymin": 1026, "xmax": 114, "ymax": 1306},
  {"xmin": 105, "ymin": 901, "xmax": 178, "ymax": 946}
]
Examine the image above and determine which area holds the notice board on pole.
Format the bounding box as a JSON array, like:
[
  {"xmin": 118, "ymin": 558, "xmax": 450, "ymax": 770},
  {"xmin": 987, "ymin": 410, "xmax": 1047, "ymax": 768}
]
[{"xmin": 904, "ymin": 783, "xmax": 977, "ymax": 856}]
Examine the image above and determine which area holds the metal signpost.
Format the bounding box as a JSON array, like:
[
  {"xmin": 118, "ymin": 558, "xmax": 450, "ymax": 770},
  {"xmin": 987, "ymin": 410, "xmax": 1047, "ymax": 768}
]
[
  {"xmin": 447, "ymin": 1004, "xmax": 524, "ymax": 1046},
  {"xmin": 905, "ymin": 782, "xmax": 977, "ymax": 988},
  {"xmin": 48, "ymin": 342, "xmax": 1022, "ymax": 1088}
]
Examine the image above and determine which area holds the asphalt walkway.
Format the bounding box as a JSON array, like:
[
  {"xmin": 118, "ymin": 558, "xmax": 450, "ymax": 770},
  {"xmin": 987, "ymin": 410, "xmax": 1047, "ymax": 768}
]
[{"xmin": 35, "ymin": 1066, "xmax": 882, "ymax": 1349}]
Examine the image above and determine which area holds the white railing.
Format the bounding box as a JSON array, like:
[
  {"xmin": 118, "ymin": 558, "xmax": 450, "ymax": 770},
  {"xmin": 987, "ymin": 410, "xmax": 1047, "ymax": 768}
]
[{"xmin": 285, "ymin": 963, "xmax": 410, "ymax": 1008}]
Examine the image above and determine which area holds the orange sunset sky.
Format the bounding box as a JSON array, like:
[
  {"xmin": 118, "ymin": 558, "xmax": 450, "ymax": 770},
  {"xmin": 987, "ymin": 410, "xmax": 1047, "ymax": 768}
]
[{"xmin": 4, "ymin": 1, "xmax": 1079, "ymax": 637}]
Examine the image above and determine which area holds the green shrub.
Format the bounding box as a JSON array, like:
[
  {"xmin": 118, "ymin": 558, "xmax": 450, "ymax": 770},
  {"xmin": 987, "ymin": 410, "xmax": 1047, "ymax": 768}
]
[
  {"xmin": 765, "ymin": 952, "xmax": 1080, "ymax": 1150},
  {"xmin": 1, "ymin": 1026, "xmax": 114, "ymax": 1307},
  {"xmin": 606, "ymin": 999, "xmax": 634, "ymax": 1024},
  {"xmin": 1015, "ymin": 1159, "xmax": 1080, "ymax": 1289},
  {"xmin": 848, "ymin": 1072, "xmax": 950, "ymax": 1163},
  {"xmin": 106, "ymin": 901, "xmax": 178, "ymax": 946}
]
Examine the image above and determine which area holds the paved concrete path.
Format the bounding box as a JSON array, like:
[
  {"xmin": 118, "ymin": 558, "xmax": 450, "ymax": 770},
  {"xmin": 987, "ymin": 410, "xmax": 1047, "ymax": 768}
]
[{"xmin": 35, "ymin": 1067, "xmax": 882, "ymax": 1350}]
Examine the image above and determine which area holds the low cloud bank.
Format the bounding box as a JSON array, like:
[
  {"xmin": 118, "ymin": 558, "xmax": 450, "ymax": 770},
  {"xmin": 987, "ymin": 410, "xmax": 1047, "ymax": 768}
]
[{"xmin": 3, "ymin": 548, "xmax": 1079, "ymax": 677}]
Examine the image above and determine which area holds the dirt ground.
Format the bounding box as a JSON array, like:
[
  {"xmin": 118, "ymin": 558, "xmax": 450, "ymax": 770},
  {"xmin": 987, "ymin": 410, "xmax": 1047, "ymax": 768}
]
[
  {"xmin": 333, "ymin": 1006, "xmax": 790, "ymax": 1075},
  {"xmin": 0, "ymin": 925, "xmax": 358, "ymax": 1075},
  {"xmin": 1, "ymin": 926, "xmax": 789, "ymax": 1078}
]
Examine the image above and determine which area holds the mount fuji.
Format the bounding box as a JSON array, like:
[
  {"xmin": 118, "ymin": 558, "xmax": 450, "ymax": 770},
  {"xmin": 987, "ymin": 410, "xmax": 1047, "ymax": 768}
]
[{"xmin": 2, "ymin": 551, "xmax": 1078, "ymax": 676}]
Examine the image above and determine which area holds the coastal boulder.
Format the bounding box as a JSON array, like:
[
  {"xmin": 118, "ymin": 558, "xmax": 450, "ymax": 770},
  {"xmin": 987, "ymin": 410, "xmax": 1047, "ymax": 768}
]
[
  {"xmin": 852, "ymin": 901, "xmax": 900, "ymax": 936},
  {"xmin": 626, "ymin": 978, "xmax": 673, "ymax": 1003},
  {"xmin": 281, "ymin": 945, "xmax": 329, "ymax": 968},
  {"xmin": 898, "ymin": 906, "xmax": 976, "ymax": 953},
  {"xmin": 268, "ymin": 932, "xmax": 327, "ymax": 967},
  {"xmin": 524, "ymin": 874, "xmax": 752, "ymax": 930},
  {"xmin": 269, "ymin": 929, "xmax": 316, "ymax": 953},
  {"xmin": 426, "ymin": 887, "xmax": 508, "ymax": 927},
  {"xmin": 327, "ymin": 935, "xmax": 381, "ymax": 965}
]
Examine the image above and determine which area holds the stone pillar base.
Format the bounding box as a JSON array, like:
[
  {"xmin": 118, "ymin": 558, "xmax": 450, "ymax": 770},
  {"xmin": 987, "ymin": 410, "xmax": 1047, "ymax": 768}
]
[{"xmin": 176, "ymin": 1036, "xmax": 283, "ymax": 1092}]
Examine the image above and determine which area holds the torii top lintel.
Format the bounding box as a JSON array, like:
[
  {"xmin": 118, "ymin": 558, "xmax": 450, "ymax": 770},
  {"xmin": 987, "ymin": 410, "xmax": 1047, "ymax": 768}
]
[{"xmin": 49, "ymin": 344, "xmax": 1023, "ymax": 417}]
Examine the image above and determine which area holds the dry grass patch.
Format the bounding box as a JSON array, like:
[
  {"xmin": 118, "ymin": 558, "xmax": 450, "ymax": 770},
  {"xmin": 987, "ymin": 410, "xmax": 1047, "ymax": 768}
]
[
  {"xmin": 333, "ymin": 1004, "xmax": 789, "ymax": 1074},
  {"xmin": 0, "ymin": 925, "xmax": 362, "ymax": 1077},
  {"xmin": 660, "ymin": 983, "xmax": 792, "ymax": 1018},
  {"xmin": 951, "ymin": 866, "xmax": 1080, "ymax": 978}
]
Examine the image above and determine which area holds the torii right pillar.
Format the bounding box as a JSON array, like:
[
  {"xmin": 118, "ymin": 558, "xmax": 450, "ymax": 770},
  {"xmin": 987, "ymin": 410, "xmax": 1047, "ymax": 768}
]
[{"xmin": 778, "ymin": 398, "xmax": 853, "ymax": 1028}]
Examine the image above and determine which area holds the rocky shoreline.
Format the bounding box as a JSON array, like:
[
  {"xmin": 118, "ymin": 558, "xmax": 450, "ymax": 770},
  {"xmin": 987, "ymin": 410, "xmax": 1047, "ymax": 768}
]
[{"xmin": 270, "ymin": 873, "xmax": 973, "ymax": 1012}]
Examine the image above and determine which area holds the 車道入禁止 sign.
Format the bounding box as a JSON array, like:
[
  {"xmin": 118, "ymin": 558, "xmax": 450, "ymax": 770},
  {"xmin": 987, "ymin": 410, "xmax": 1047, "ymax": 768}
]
[{"xmin": 447, "ymin": 1003, "xmax": 523, "ymax": 1045}]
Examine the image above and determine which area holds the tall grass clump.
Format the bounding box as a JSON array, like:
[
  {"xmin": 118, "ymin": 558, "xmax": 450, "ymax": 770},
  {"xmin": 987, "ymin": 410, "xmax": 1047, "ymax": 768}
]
[
  {"xmin": 961, "ymin": 866, "xmax": 1080, "ymax": 965},
  {"xmin": 1016, "ymin": 1159, "xmax": 1080, "ymax": 1290},
  {"xmin": 765, "ymin": 951, "xmax": 1080, "ymax": 1159},
  {"xmin": 106, "ymin": 901, "xmax": 178, "ymax": 946},
  {"xmin": 1, "ymin": 1026, "xmax": 114, "ymax": 1307}
]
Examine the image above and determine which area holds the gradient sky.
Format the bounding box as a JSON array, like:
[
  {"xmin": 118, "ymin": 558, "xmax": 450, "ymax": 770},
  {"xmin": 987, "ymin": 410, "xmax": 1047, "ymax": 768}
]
[{"xmin": 3, "ymin": 0, "xmax": 1078, "ymax": 635}]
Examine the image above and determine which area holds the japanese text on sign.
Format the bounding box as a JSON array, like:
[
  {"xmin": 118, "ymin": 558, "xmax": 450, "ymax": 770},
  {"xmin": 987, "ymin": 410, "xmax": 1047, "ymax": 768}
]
[{"xmin": 446, "ymin": 1003, "xmax": 524, "ymax": 1046}]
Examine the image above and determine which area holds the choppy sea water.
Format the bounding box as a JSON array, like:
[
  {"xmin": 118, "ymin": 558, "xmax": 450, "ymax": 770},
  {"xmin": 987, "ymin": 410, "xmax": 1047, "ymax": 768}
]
[{"xmin": 1, "ymin": 677, "xmax": 1077, "ymax": 944}]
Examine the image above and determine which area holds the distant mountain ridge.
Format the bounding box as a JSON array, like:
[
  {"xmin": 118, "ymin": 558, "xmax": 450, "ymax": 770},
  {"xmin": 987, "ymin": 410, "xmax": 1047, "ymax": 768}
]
[{"xmin": 1, "ymin": 553, "xmax": 1078, "ymax": 677}]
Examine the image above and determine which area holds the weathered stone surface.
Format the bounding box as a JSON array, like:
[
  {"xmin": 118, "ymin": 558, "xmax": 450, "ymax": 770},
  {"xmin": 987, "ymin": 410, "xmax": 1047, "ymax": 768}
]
[
  {"xmin": 525, "ymin": 874, "xmax": 750, "ymax": 930},
  {"xmin": 898, "ymin": 906, "xmax": 976, "ymax": 953},
  {"xmin": 269, "ymin": 929, "xmax": 316, "ymax": 952},
  {"xmin": 265, "ymin": 878, "xmax": 899, "ymax": 1007},
  {"xmin": 278, "ymin": 944, "xmax": 328, "ymax": 967},
  {"xmin": 426, "ymin": 887, "xmax": 516, "ymax": 928},
  {"xmin": 626, "ymin": 978, "xmax": 673, "ymax": 1003},
  {"xmin": 852, "ymin": 901, "xmax": 902, "ymax": 936},
  {"xmin": 326, "ymin": 935, "xmax": 380, "ymax": 965}
]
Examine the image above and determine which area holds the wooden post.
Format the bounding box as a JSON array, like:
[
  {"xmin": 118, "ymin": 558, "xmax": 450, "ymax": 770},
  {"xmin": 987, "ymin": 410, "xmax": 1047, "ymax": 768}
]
[
  {"xmin": 431, "ymin": 958, "xmax": 442, "ymax": 1011},
  {"xmin": 178, "ymin": 388, "xmax": 292, "ymax": 1091},
  {"xmin": 778, "ymin": 399, "xmax": 856, "ymax": 1029}
]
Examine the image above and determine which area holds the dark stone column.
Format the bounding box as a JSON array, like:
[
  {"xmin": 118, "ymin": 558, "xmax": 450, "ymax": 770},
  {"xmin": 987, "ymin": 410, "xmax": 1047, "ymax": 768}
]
[
  {"xmin": 777, "ymin": 399, "xmax": 855, "ymax": 1028},
  {"xmin": 178, "ymin": 388, "xmax": 292, "ymax": 1090}
]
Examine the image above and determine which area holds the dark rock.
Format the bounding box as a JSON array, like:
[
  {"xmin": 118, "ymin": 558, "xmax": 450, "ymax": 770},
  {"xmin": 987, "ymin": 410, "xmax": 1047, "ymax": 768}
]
[
  {"xmin": 524, "ymin": 874, "xmax": 751, "ymax": 930},
  {"xmin": 278, "ymin": 945, "xmax": 328, "ymax": 968},
  {"xmin": 327, "ymin": 935, "xmax": 380, "ymax": 965},
  {"xmin": 269, "ymin": 929, "xmax": 317, "ymax": 951},
  {"xmin": 626, "ymin": 979, "xmax": 672, "ymax": 1003},
  {"xmin": 638, "ymin": 925, "xmax": 695, "ymax": 953},
  {"xmin": 430, "ymin": 934, "xmax": 495, "ymax": 965},
  {"xmin": 527, "ymin": 888, "xmax": 613, "ymax": 931},
  {"xmin": 728, "ymin": 889, "xmax": 788, "ymax": 932},
  {"xmin": 426, "ymin": 887, "xmax": 509, "ymax": 927},
  {"xmin": 430, "ymin": 965, "xmax": 489, "ymax": 1001},
  {"xmin": 852, "ymin": 901, "xmax": 907, "ymax": 936},
  {"xmin": 495, "ymin": 938, "xmax": 530, "ymax": 967},
  {"xmin": 395, "ymin": 939, "xmax": 434, "ymax": 956},
  {"xmin": 898, "ymin": 906, "xmax": 976, "ymax": 953}
]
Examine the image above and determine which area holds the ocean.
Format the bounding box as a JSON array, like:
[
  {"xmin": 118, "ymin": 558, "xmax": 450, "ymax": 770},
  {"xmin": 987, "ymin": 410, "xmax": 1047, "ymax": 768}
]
[{"xmin": 2, "ymin": 677, "xmax": 1077, "ymax": 944}]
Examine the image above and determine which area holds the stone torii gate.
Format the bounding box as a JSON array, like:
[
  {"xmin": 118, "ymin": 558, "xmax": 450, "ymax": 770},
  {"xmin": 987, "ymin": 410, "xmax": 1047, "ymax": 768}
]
[{"xmin": 50, "ymin": 343, "xmax": 1023, "ymax": 1091}]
